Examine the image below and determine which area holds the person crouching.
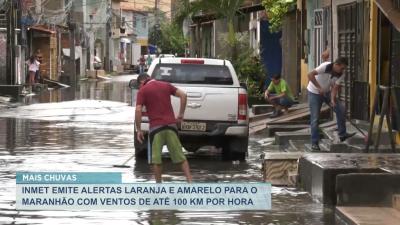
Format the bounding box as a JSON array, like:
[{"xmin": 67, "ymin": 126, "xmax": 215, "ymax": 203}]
[{"xmin": 264, "ymin": 74, "xmax": 295, "ymax": 118}]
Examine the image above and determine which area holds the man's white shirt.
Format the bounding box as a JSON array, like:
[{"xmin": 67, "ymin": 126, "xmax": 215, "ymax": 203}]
[{"xmin": 307, "ymin": 62, "xmax": 344, "ymax": 94}]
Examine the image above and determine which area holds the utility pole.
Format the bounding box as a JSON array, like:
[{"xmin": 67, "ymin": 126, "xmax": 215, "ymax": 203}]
[
  {"xmin": 154, "ymin": 0, "xmax": 159, "ymax": 54},
  {"xmin": 155, "ymin": 0, "xmax": 158, "ymax": 25},
  {"xmin": 6, "ymin": 0, "xmax": 16, "ymax": 84},
  {"xmin": 68, "ymin": 3, "xmax": 76, "ymax": 86},
  {"xmin": 105, "ymin": 0, "xmax": 111, "ymax": 72}
]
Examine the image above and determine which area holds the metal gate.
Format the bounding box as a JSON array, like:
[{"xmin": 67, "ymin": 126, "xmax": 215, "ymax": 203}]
[
  {"xmin": 313, "ymin": 9, "xmax": 324, "ymax": 67},
  {"xmin": 337, "ymin": 1, "xmax": 370, "ymax": 120},
  {"xmin": 338, "ymin": 3, "xmax": 356, "ymax": 117}
]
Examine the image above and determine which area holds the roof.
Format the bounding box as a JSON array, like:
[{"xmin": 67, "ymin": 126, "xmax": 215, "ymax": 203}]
[
  {"xmin": 28, "ymin": 25, "xmax": 56, "ymax": 34},
  {"xmin": 192, "ymin": 3, "xmax": 264, "ymax": 23},
  {"xmin": 376, "ymin": 0, "xmax": 400, "ymax": 32}
]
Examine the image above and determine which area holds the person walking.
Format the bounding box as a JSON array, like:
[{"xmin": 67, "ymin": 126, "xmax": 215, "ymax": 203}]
[
  {"xmin": 26, "ymin": 55, "xmax": 40, "ymax": 85},
  {"xmin": 138, "ymin": 55, "xmax": 146, "ymax": 74},
  {"xmin": 264, "ymin": 73, "xmax": 295, "ymax": 118},
  {"xmin": 146, "ymin": 55, "xmax": 153, "ymax": 68},
  {"xmin": 307, "ymin": 57, "xmax": 355, "ymax": 151},
  {"xmin": 135, "ymin": 73, "xmax": 192, "ymax": 183}
]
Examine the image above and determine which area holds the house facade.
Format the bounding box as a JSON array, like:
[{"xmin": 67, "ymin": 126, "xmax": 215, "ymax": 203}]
[{"xmin": 297, "ymin": 0, "xmax": 400, "ymax": 143}]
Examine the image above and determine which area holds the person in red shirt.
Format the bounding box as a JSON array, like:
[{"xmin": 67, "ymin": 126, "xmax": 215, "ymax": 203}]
[{"xmin": 135, "ymin": 73, "xmax": 192, "ymax": 183}]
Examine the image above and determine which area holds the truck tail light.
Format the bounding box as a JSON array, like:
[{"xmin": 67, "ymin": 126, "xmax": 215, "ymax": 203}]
[
  {"xmin": 181, "ymin": 59, "xmax": 204, "ymax": 64},
  {"xmin": 238, "ymin": 93, "xmax": 248, "ymax": 121}
]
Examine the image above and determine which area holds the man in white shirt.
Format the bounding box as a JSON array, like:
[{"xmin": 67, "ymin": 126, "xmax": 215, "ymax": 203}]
[{"xmin": 307, "ymin": 57, "xmax": 355, "ymax": 151}]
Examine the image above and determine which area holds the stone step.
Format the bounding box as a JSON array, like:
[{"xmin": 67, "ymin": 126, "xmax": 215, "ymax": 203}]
[
  {"xmin": 319, "ymin": 139, "xmax": 358, "ymax": 153},
  {"xmin": 251, "ymin": 104, "xmax": 274, "ymax": 115},
  {"xmin": 275, "ymin": 131, "xmax": 311, "ymax": 146},
  {"xmin": 262, "ymin": 152, "xmax": 304, "ymax": 187},
  {"xmin": 336, "ymin": 206, "xmax": 400, "ymax": 225},
  {"xmin": 349, "ymin": 143, "xmax": 400, "ymax": 153},
  {"xmin": 336, "ymin": 173, "xmax": 400, "ymax": 206},
  {"xmin": 304, "ymin": 143, "xmax": 330, "ymax": 153},
  {"xmin": 260, "ymin": 144, "xmax": 285, "ymax": 153},
  {"xmin": 323, "ymin": 121, "xmax": 397, "ymax": 146},
  {"xmin": 298, "ymin": 153, "xmax": 400, "ymax": 205},
  {"xmin": 288, "ymin": 140, "xmax": 309, "ymax": 152},
  {"xmin": 265, "ymin": 124, "xmax": 309, "ymax": 137}
]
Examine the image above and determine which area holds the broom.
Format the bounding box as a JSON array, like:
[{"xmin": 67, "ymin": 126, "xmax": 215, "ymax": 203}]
[{"xmin": 113, "ymin": 154, "xmax": 135, "ymax": 168}]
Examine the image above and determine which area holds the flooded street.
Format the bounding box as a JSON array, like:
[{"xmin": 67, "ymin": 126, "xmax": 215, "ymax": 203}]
[{"xmin": 0, "ymin": 75, "xmax": 335, "ymax": 225}]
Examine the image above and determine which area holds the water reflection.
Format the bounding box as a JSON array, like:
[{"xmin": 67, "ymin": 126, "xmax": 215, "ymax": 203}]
[
  {"xmin": 23, "ymin": 75, "xmax": 137, "ymax": 105},
  {"xmin": 0, "ymin": 75, "xmax": 335, "ymax": 225}
]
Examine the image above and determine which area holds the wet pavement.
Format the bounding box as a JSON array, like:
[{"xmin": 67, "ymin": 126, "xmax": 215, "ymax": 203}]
[{"xmin": 0, "ymin": 75, "xmax": 335, "ymax": 225}]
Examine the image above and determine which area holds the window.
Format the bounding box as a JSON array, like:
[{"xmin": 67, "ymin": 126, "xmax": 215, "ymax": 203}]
[
  {"xmin": 142, "ymin": 17, "xmax": 147, "ymax": 29},
  {"xmin": 132, "ymin": 15, "xmax": 136, "ymax": 28},
  {"xmin": 152, "ymin": 64, "xmax": 233, "ymax": 85}
]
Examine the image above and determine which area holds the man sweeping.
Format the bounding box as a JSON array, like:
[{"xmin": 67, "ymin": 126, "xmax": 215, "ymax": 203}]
[
  {"xmin": 135, "ymin": 73, "xmax": 192, "ymax": 183},
  {"xmin": 307, "ymin": 57, "xmax": 355, "ymax": 151}
]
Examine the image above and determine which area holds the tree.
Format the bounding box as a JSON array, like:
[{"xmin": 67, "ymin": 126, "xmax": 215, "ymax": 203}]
[
  {"xmin": 149, "ymin": 22, "xmax": 188, "ymax": 55},
  {"xmin": 173, "ymin": 0, "xmax": 266, "ymax": 97},
  {"xmin": 262, "ymin": 0, "xmax": 296, "ymax": 32}
]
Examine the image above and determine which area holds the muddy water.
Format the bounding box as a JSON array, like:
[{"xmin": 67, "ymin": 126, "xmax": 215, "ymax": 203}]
[{"xmin": 0, "ymin": 76, "xmax": 335, "ymax": 225}]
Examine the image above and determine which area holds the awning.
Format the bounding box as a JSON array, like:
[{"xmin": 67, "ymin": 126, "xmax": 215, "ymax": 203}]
[
  {"xmin": 62, "ymin": 46, "xmax": 82, "ymax": 60},
  {"xmin": 120, "ymin": 38, "xmax": 132, "ymax": 43},
  {"xmin": 28, "ymin": 25, "xmax": 56, "ymax": 34},
  {"xmin": 376, "ymin": 0, "xmax": 400, "ymax": 31},
  {"xmin": 137, "ymin": 38, "xmax": 148, "ymax": 46}
]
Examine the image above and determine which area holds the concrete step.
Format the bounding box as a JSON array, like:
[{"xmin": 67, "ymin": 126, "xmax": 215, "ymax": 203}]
[
  {"xmin": 288, "ymin": 140, "xmax": 309, "ymax": 152},
  {"xmin": 336, "ymin": 206, "xmax": 400, "ymax": 225},
  {"xmin": 265, "ymin": 124, "xmax": 309, "ymax": 137},
  {"xmin": 262, "ymin": 152, "xmax": 304, "ymax": 187},
  {"xmin": 251, "ymin": 104, "xmax": 274, "ymax": 115},
  {"xmin": 298, "ymin": 153, "xmax": 400, "ymax": 205},
  {"xmin": 260, "ymin": 144, "xmax": 286, "ymax": 153},
  {"xmin": 349, "ymin": 144, "xmax": 400, "ymax": 153},
  {"xmin": 336, "ymin": 173, "xmax": 400, "ymax": 206},
  {"xmin": 320, "ymin": 139, "xmax": 366, "ymax": 153},
  {"xmin": 275, "ymin": 131, "xmax": 311, "ymax": 146}
]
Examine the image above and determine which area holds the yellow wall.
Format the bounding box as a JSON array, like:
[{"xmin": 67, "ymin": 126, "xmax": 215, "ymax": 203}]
[
  {"xmin": 300, "ymin": 59, "xmax": 309, "ymax": 91},
  {"xmin": 369, "ymin": 1, "xmax": 378, "ymax": 108}
]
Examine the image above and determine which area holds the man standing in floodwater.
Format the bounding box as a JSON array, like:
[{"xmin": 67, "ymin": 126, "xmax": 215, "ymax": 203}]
[
  {"xmin": 135, "ymin": 73, "xmax": 192, "ymax": 183},
  {"xmin": 307, "ymin": 57, "xmax": 355, "ymax": 151}
]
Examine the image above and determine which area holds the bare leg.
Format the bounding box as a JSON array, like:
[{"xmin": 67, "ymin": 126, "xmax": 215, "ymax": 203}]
[
  {"xmin": 152, "ymin": 164, "xmax": 162, "ymax": 183},
  {"xmin": 29, "ymin": 71, "xmax": 35, "ymax": 85},
  {"xmin": 180, "ymin": 160, "xmax": 192, "ymax": 183}
]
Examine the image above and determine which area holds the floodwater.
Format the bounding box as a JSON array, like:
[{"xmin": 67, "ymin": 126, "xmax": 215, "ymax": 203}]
[{"xmin": 0, "ymin": 75, "xmax": 335, "ymax": 225}]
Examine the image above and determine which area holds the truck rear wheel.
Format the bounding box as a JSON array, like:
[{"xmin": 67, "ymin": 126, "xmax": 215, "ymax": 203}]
[{"xmin": 222, "ymin": 137, "xmax": 248, "ymax": 161}]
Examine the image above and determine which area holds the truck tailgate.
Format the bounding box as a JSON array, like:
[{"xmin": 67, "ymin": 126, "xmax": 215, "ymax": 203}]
[{"xmin": 171, "ymin": 86, "xmax": 239, "ymax": 122}]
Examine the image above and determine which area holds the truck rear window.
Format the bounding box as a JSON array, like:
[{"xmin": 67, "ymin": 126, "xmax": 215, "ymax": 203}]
[{"xmin": 152, "ymin": 64, "xmax": 233, "ymax": 85}]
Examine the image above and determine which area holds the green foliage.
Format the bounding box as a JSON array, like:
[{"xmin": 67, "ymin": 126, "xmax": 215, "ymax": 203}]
[
  {"xmin": 149, "ymin": 22, "xmax": 188, "ymax": 55},
  {"xmin": 262, "ymin": 0, "xmax": 296, "ymax": 32},
  {"xmin": 218, "ymin": 33, "xmax": 266, "ymax": 98},
  {"xmin": 172, "ymin": 0, "xmax": 266, "ymax": 97}
]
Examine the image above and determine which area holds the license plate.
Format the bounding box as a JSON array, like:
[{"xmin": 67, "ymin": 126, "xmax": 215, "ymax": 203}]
[{"xmin": 181, "ymin": 122, "xmax": 206, "ymax": 131}]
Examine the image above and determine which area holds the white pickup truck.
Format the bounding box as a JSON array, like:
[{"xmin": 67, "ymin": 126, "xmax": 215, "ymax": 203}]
[{"xmin": 134, "ymin": 58, "xmax": 249, "ymax": 160}]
